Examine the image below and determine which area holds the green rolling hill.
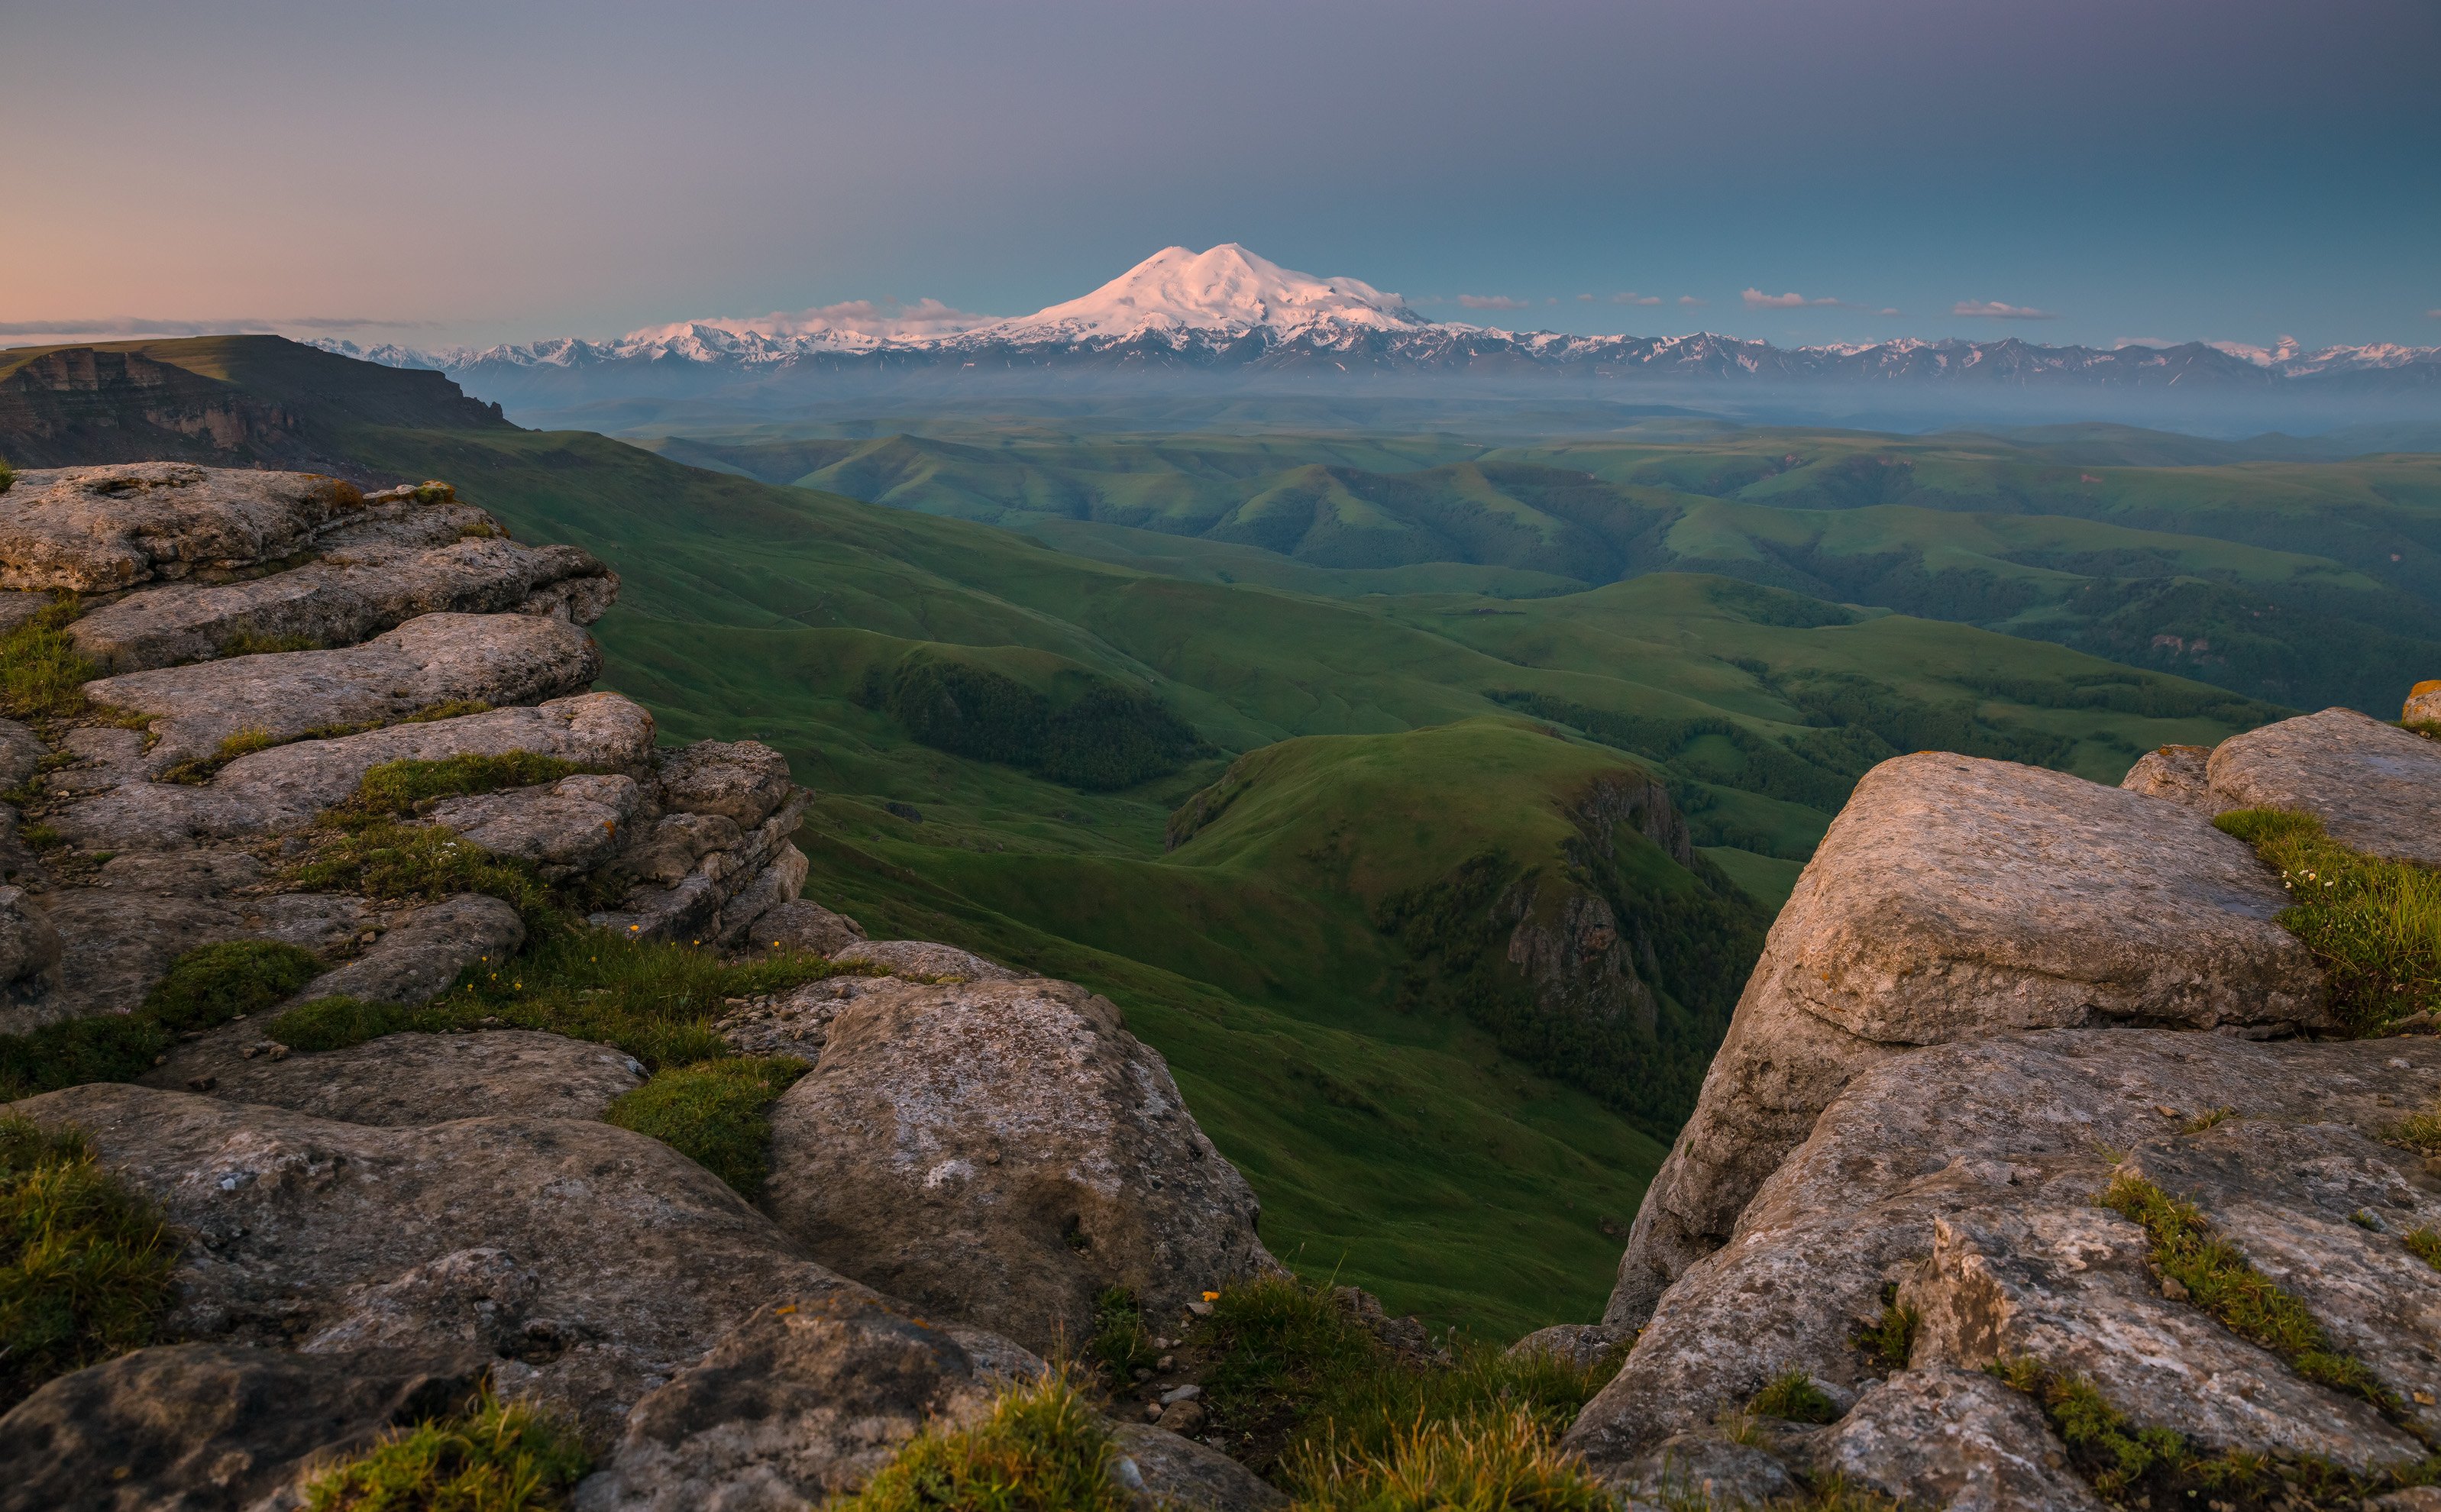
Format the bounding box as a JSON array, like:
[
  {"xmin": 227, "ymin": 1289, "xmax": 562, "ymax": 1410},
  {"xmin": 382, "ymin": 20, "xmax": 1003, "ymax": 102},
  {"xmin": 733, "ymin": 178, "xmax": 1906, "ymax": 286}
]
[{"xmin": 0, "ymin": 337, "xmax": 2306, "ymax": 1333}]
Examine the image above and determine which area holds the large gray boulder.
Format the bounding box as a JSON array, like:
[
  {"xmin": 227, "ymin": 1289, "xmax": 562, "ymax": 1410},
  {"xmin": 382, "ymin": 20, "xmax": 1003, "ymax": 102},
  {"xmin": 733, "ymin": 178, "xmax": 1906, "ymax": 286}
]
[
  {"xmin": 1605, "ymin": 751, "xmax": 2326, "ymax": 1328},
  {"xmin": 86, "ymin": 611, "xmax": 603, "ymax": 774},
  {"xmin": 425, "ymin": 773, "xmax": 644, "ymax": 877},
  {"xmin": 0, "ymin": 464, "xmax": 364, "ymax": 592},
  {"xmin": 141, "ymin": 1027, "xmax": 642, "ymax": 1126},
  {"xmin": 47, "ymin": 690, "xmax": 657, "ymax": 849},
  {"xmin": 69, "ymin": 535, "xmax": 616, "ymax": 673},
  {"xmin": 1565, "ymin": 1029, "xmax": 2441, "ymax": 1487},
  {"xmin": 763, "ymin": 977, "xmax": 1275, "ymax": 1355},
  {"xmin": 9, "ymin": 1084, "xmax": 865, "ymax": 1439},
  {"xmin": 2116, "ymin": 742, "xmax": 2209, "ymax": 809},
  {"xmin": 0, "ymin": 1342, "xmax": 485, "ymax": 1512},
  {"xmin": 2206, "ymin": 706, "xmax": 2441, "ymax": 866}
]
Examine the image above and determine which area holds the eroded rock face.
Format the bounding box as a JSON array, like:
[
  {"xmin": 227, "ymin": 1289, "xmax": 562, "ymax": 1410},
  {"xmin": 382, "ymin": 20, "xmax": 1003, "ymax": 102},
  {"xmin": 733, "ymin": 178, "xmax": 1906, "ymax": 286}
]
[
  {"xmin": 425, "ymin": 774, "xmax": 643, "ymax": 877},
  {"xmin": 736, "ymin": 896, "xmax": 867, "ymax": 957},
  {"xmin": 141, "ymin": 1028, "xmax": 640, "ymax": 1126},
  {"xmin": 2207, "ymin": 706, "xmax": 2441, "ymax": 866},
  {"xmin": 0, "ymin": 1342, "xmax": 485, "ymax": 1512},
  {"xmin": 571, "ymin": 1298, "xmax": 1021, "ymax": 1512},
  {"xmin": 1605, "ymin": 752, "xmax": 2325, "ymax": 1327},
  {"xmin": 0, "ymin": 464, "xmax": 362, "ymax": 592},
  {"xmin": 0, "ymin": 884, "xmax": 63, "ymax": 1005},
  {"xmin": 763, "ymin": 977, "xmax": 1274, "ymax": 1354},
  {"xmin": 47, "ymin": 690, "xmax": 658, "ymax": 849},
  {"xmin": 10, "ymin": 1084, "xmax": 863, "ymax": 1438},
  {"xmin": 68, "ymin": 535, "xmax": 616, "ymax": 673},
  {"xmin": 86, "ymin": 611, "xmax": 603, "ymax": 774},
  {"xmin": 656, "ymin": 739, "xmax": 794, "ymax": 828},
  {"xmin": 1566, "ymin": 1029, "xmax": 2441, "ymax": 1486}
]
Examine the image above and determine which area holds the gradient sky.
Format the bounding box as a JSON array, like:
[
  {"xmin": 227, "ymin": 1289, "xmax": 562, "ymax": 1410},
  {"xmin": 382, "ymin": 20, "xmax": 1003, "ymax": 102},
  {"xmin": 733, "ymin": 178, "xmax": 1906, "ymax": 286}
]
[{"xmin": 5, "ymin": 0, "xmax": 2436, "ymax": 352}]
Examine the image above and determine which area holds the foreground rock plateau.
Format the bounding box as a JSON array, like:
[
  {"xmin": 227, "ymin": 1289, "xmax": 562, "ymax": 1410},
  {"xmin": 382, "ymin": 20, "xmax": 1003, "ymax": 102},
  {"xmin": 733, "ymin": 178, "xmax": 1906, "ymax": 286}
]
[{"xmin": 0, "ymin": 464, "xmax": 1278, "ymax": 1508}]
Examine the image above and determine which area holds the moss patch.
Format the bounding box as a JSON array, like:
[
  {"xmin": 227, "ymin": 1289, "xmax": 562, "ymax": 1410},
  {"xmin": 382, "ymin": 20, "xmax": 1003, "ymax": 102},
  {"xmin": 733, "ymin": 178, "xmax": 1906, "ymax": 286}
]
[
  {"xmin": 1851, "ymin": 1282, "xmax": 1919, "ymax": 1375},
  {"xmin": 270, "ymin": 929, "xmax": 859, "ymax": 1072},
  {"xmin": 301, "ymin": 1386, "xmax": 589, "ymax": 1511},
  {"xmin": 141, "ymin": 939, "xmax": 323, "ymax": 1033},
  {"xmin": 834, "ymin": 1371, "xmax": 1127, "ymax": 1512},
  {"xmin": 601, "ymin": 1055, "xmax": 809, "ymax": 1198},
  {"xmin": 0, "ymin": 1116, "xmax": 180, "ymax": 1410},
  {"xmin": 157, "ymin": 726, "xmax": 278, "ymax": 785},
  {"xmin": 1088, "ymin": 1287, "xmax": 1160, "ymax": 1380},
  {"xmin": 2214, "ymin": 807, "xmax": 2441, "ymax": 1033},
  {"xmin": 2101, "ymin": 1170, "xmax": 2397, "ymax": 1413},
  {"xmin": 341, "ymin": 752, "xmax": 596, "ymax": 825},
  {"xmin": 285, "ymin": 820, "xmax": 554, "ymax": 922}
]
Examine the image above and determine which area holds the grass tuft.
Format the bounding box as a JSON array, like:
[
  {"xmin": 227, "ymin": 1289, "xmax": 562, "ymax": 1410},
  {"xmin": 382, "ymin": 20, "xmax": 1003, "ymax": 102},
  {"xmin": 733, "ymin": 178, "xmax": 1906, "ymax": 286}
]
[
  {"xmin": 1088, "ymin": 1287, "xmax": 1160, "ymax": 1380},
  {"xmin": 141, "ymin": 939, "xmax": 323, "ymax": 1033},
  {"xmin": 0, "ymin": 1116, "xmax": 179, "ymax": 1410},
  {"xmin": 216, "ymin": 629, "xmax": 322, "ymax": 657},
  {"xmin": 2215, "ymin": 807, "xmax": 2441, "ymax": 1033},
  {"xmin": 2406, "ymin": 1229, "xmax": 2441, "ymax": 1271},
  {"xmin": 601, "ymin": 1055, "xmax": 809, "ymax": 1197},
  {"xmin": 286, "ymin": 821, "xmax": 554, "ymax": 922},
  {"xmin": 341, "ymin": 753, "xmax": 596, "ymax": 827},
  {"xmin": 1748, "ymin": 1367, "xmax": 1840, "ymax": 1423},
  {"xmin": 833, "ymin": 1370, "xmax": 1126, "ymax": 1512},
  {"xmin": 2101, "ymin": 1170, "xmax": 2398, "ymax": 1414},
  {"xmin": 1851, "ymin": 1283, "xmax": 1917, "ymax": 1374},
  {"xmin": 0, "ymin": 595, "xmax": 95, "ymax": 723},
  {"xmin": 1286, "ymin": 1405, "xmax": 1613, "ymax": 1512},
  {"xmin": 301, "ymin": 1386, "xmax": 589, "ymax": 1511}
]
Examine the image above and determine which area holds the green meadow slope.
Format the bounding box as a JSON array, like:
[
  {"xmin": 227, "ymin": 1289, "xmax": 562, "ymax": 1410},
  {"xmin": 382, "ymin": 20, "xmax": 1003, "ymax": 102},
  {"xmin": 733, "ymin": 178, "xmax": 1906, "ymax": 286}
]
[
  {"xmin": 0, "ymin": 338, "xmax": 2299, "ymax": 1333},
  {"xmin": 651, "ymin": 425, "xmax": 2441, "ymax": 713}
]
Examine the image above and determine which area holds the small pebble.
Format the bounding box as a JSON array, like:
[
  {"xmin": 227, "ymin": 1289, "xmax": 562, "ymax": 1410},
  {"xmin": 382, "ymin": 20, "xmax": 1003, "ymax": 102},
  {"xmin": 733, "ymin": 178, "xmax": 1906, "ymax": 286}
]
[
  {"xmin": 267, "ymin": 1044, "xmax": 289, "ymax": 1062},
  {"xmin": 1141, "ymin": 1401, "xmax": 1164, "ymax": 1422},
  {"xmin": 186, "ymin": 1075, "xmax": 217, "ymax": 1092}
]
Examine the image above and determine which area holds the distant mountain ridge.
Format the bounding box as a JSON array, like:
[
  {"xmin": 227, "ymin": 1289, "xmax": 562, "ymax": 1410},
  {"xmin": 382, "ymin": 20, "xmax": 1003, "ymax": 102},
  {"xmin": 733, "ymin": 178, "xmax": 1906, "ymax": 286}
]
[{"xmin": 316, "ymin": 244, "xmax": 2441, "ymax": 402}]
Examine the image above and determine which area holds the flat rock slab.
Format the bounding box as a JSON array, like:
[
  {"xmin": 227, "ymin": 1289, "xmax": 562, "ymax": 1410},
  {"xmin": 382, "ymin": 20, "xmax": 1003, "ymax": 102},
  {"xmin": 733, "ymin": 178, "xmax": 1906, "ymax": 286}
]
[
  {"xmin": 69, "ymin": 535, "xmax": 616, "ymax": 672},
  {"xmin": 49, "ymin": 690, "xmax": 656, "ymax": 849},
  {"xmin": 143, "ymin": 1028, "xmax": 642, "ymax": 1125},
  {"xmin": 0, "ymin": 464, "xmax": 366, "ymax": 592},
  {"xmin": 0, "ymin": 1342, "xmax": 485, "ymax": 1512},
  {"xmin": 1566, "ymin": 1028, "xmax": 2441, "ymax": 1482},
  {"xmin": 655, "ymin": 739, "xmax": 795, "ymax": 828},
  {"xmin": 763, "ymin": 976, "xmax": 1274, "ymax": 1355},
  {"xmin": 86, "ymin": 610, "xmax": 602, "ymax": 773},
  {"xmin": 294, "ymin": 892, "xmax": 525, "ymax": 1008},
  {"xmin": 1608, "ymin": 751, "xmax": 2325, "ymax": 1327},
  {"xmin": 2208, "ymin": 706, "xmax": 2441, "ymax": 866},
  {"xmin": 11, "ymin": 1084, "xmax": 862, "ymax": 1439},
  {"xmin": 0, "ymin": 717, "xmax": 43, "ymax": 791},
  {"xmin": 1109, "ymin": 1423, "xmax": 1289, "ymax": 1512},
  {"xmin": 429, "ymin": 774, "xmax": 644, "ymax": 874}
]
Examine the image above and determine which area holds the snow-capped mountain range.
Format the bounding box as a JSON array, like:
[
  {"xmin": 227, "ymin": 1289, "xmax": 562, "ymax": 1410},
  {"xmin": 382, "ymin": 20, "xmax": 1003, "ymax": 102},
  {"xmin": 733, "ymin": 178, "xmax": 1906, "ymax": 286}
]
[{"xmin": 317, "ymin": 244, "xmax": 2439, "ymax": 400}]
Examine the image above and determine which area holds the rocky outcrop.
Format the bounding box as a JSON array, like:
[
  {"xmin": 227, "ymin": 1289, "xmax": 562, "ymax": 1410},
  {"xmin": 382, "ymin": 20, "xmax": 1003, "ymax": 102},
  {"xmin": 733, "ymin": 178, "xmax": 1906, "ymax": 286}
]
[
  {"xmin": 2116, "ymin": 741, "xmax": 2209, "ymax": 807},
  {"xmin": 1570, "ymin": 1029, "xmax": 2441, "ymax": 1488},
  {"xmin": 2407, "ymin": 680, "xmax": 2441, "ymax": 725},
  {"xmin": 1607, "ymin": 751, "xmax": 2325, "ymax": 1327},
  {"xmin": 292, "ymin": 893, "xmax": 525, "ymax": 1007},
  {"xmin": 0, "ymin": 1342, "xmax": 486, "ymax": 1512},
  {"xmin": 762, "ymin": 976, "xmax": 1275, "ymax": 1355},
  {"xmin": 10, "ymin": 1084, "xmax": 868, "ymax": 1439},
  {"xmin": 68, "ymin": 534, "xmax": 616, "ymax": 673}
]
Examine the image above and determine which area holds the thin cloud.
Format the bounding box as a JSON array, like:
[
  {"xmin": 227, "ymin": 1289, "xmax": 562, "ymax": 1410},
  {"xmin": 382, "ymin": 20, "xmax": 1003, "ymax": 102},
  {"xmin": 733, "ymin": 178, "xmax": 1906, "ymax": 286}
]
[
  {"xmin": 1609, "ymin": 292, "xmax": 1663, "ymax": 306},
  {"xmin": 656, "ymin": 297, "xmax": 989, "ymax": 341},
  {"xmin": 1952, "ymin": 299, "xmax": 2056, "ymax": 320},
  {"xmin": 0, "ymin": 315, "xmax": 422, "ymax": 338},
  {"xmin": 1742, "ymin": 289, "xmax": 1880, "ymax": 311},
  {"xmin": 2427, "ymin": 308, "xmax": 2441, "ymax": 319},
  {"xmin": 1455, "ymin": 294, "xmax": 1534, "ymax": 312},
  {"xmin": 1877, "ymin": 307, "xmax": 1903, "ymax": 317},
  {"xmin": 1678, "ymin": 296, "xmax": 1707, "ymax": 307}
]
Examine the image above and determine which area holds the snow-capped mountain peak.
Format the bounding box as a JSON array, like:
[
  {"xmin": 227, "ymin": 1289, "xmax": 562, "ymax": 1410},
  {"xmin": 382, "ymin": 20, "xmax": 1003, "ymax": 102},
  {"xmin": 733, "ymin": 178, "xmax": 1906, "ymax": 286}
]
[{"xmin": 971, "ymin": 244, "xmax": 1425, "ymax": 344}]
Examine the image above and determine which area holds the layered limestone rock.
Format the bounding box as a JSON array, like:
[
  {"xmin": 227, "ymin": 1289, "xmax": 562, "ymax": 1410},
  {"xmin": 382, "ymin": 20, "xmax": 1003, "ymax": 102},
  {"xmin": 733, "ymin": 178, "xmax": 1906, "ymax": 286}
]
[
  {"xmin": 0, "ymin": 463, "xmax": 366, "ymax": 591},
  {"xmin": 1607, "ymin": 751, "xmax": 2325, "ymax": 1326},
  {"xmin": 763, "ymin": 976, "xmax": 1275, "ymax": 1355},
  {"xmin": 141, "ymin": 1026, "xmax": 642, "ymax": 1125},
  {"xmin": 1568, "ymin": 1029, "xmax": 2441, "ymax": 1492}
]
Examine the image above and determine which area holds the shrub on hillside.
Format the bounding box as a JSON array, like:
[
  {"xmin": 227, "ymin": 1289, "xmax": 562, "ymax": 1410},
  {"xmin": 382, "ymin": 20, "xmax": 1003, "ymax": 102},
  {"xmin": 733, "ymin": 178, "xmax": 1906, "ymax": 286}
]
[{"xmin": 867, "ymin": 654, "xmax": 1204, "ymax": 791}]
